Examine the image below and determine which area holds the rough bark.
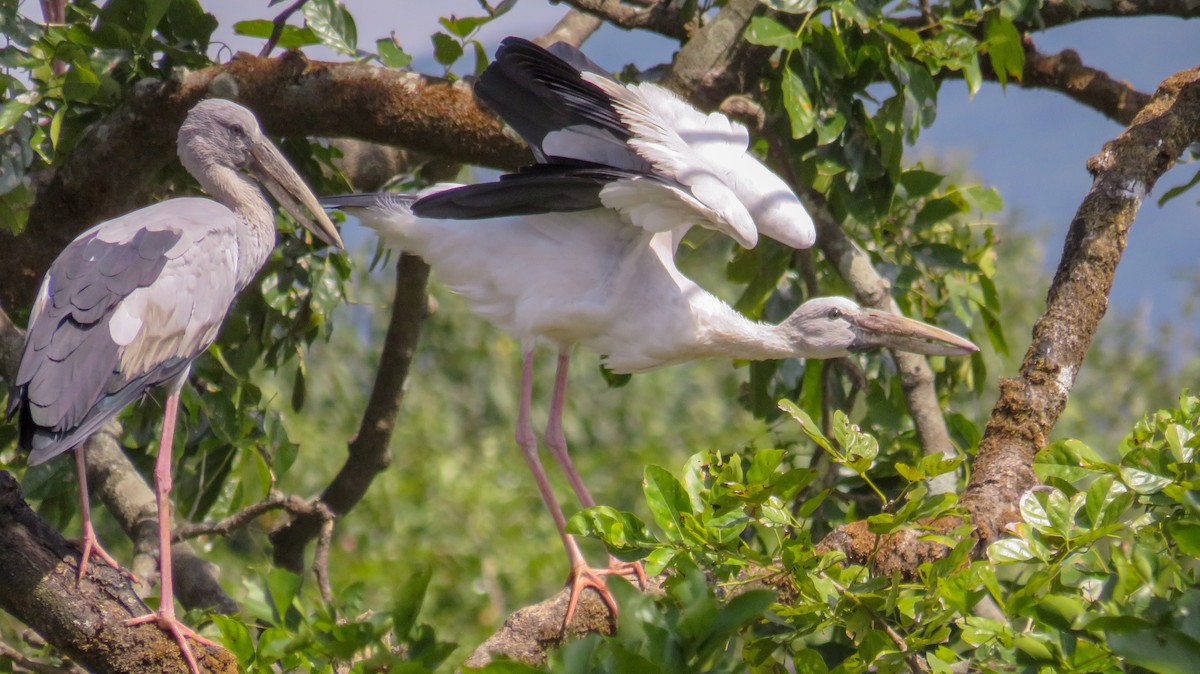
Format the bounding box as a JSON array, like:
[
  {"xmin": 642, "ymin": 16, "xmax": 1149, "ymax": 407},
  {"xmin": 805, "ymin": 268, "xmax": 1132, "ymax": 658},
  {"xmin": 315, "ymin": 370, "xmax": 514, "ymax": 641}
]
[
  {"xmin": 0, "ymin": 471, "xmax": 236, "ymax": 674},
  {"xmin": 818, "ymin": 65, "xmax": 1200, "ymax": 569},
  {"xmin": 269, "ymin": 253, "xmax": 431, "ymax": 571},
  {"xmin": 560, "ymin": 0, "xmax": 693, "ymax": 40}
]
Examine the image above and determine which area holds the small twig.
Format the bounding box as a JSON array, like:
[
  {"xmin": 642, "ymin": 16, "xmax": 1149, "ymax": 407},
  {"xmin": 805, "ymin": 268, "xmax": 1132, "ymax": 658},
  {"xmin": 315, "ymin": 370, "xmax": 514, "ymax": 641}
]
[
  {"xmin": 171, "ymin": 491, "xmax": 316, "ymax": 542},
  {"xmin": 0, "ymin": 641, "xmax": 80, "ymax": 674},
  {"xmin": 313, "ymin": 505, "xmax": 336, "ymax": 604},
  {"xmin": 259, "ymin": 0, "xmax": 310, "ymax": 58}
]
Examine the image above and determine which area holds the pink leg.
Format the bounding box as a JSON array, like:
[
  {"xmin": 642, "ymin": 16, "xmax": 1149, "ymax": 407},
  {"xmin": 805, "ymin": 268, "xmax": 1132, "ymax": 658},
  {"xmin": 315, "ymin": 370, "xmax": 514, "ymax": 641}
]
[
  {"xmin": 515, "ymin": 350, "xmax": 618, "ymax": 629},
  {"xmin": 544, "ymin": 352, "xmax": 647, "ymax": 589},
  {"xmin": 72, "ymin": 448, "xmax": 136, "ymax": 583},
  {"xmin": 125, "ymin": 390, "xmax": 217, "ymax": 674}
]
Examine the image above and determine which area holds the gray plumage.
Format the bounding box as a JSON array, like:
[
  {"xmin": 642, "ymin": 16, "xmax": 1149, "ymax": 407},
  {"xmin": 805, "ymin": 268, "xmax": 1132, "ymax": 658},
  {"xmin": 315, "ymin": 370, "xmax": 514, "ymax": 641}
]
[
  {"xmin": 8, "ymin": 100, "xmax": 342, "ymax": 467},
  {"xmin": 6, "ymin": 100, "xmax": 342, "ymax": 673}
]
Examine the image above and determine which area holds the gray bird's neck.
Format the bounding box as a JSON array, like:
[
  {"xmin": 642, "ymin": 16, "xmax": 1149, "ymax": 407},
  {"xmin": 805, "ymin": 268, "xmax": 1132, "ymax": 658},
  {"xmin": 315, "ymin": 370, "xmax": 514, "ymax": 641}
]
[{"xmin": 197, "ymin": 165, "xmax": 278, "ymax": 291}]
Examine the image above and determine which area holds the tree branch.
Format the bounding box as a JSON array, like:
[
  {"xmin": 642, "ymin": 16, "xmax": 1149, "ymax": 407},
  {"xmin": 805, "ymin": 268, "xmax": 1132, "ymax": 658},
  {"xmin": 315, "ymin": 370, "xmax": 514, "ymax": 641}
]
[
  {"xmin": 818, "ymin": 65, "xmax": 1200, "ymax": 569},
  {"xmin": 0, "ymin": 471, "xmax": 237, "ymax": 674},
  {"xmin": 0, "ymin": 51, "xmax": 528, "ymax": 312},
  {"xmin": 1017, "ymin": 38, "xmax": 1151, "ymax": 126},
  {"xmin": 259, "ymin": 0, "xmax": 310, "ymax": 58},
  {"xmin": 269, "ymin": 253, "xmax": 431, "ymax": 571},
  {"xmin": 941, "ymin": 36, "xmax": 1151, "ymax": 126},
  {"xmin": 558, "ymin": 0, "xmax": 693, "ymax": 40},
  {"xmin": 1038, "ymin": 0, "xmax": 1200, "ymax": 28}
]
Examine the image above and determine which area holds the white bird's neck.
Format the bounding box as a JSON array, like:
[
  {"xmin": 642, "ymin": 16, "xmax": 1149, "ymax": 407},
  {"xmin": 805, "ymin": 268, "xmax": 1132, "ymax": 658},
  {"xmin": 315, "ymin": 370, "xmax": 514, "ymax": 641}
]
[
  {"xmin": 191, "ymin": 162, "xmax": 278, "ymax": 290},
  {"xmin": 696, "ymin": 306, "xmax": 803, "ymax": 362}
]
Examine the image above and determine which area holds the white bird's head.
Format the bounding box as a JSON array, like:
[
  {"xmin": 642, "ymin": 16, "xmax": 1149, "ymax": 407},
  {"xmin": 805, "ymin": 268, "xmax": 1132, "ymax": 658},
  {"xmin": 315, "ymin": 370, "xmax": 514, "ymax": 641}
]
[
  {"xmin": 780, "ymin": 297, "xmax": 978, "ymax": 358},
  {"xmin": 177, "ymin": 98, "xmax": 344, "ymax": 248}
]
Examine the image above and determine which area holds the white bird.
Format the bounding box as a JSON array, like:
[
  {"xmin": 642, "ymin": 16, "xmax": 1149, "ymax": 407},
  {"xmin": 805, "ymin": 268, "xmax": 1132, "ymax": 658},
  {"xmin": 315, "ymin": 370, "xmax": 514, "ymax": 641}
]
[
  {"xmin": 321, "ymin": 183, "xmax": 978, "ymax": 625},
  {"xmin": 473, "ymin": 37, "xmax": 816, "ymax": 251},
  {"xmin": 8, "ymin": 99, "xmax": 344, "ymax": 673},
  {"xmin": 322, "ymin": 37, "xmax": 975, "ymax": 627}
]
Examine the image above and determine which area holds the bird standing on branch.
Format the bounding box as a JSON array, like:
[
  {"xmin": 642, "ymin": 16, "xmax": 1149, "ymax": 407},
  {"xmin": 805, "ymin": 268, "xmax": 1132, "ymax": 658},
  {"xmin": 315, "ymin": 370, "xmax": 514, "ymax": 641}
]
[
  {"xmin": 7, "ymin": 98, "xmax": 344, "ymax": 673},
  {"xmin": 323, "ymin": 37, "xmax": 977, "ymax": 629}
]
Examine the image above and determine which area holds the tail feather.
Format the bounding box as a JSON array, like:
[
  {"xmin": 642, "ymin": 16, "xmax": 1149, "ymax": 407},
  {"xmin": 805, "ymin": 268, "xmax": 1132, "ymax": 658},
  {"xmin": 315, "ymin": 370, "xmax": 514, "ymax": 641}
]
[{"xmin": 319, "ymin": 193, "xmax": 416, "ymax": 211}]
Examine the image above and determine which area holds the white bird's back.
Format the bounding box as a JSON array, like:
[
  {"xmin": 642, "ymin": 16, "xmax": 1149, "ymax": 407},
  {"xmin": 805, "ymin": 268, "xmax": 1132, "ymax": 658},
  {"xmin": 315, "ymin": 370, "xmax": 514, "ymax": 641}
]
[{"xmin": 348, "ymin": 189, "xmax": 782, "ymax": 373}]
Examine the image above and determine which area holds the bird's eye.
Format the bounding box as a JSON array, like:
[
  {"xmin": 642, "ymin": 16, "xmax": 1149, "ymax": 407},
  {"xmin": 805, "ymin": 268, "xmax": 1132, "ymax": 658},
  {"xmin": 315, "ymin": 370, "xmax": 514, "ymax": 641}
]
[
  {"xmin": 828, "ymin": 308, "xmax": 843, "ymax": 320},
  {"xmin": 229, "ymin": 123, "xmax": 246, "ymax": 136}
]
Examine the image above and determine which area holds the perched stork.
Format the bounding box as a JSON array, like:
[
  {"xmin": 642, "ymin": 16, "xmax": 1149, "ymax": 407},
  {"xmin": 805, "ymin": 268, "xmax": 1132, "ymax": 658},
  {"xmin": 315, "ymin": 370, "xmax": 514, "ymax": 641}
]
[
  {"xmin": 8, "ymin": 99, "xmax": 343, "ymax": 673},
  {"xmin": 321, "ymin": 186, "xmax": 978, "ymax": 626}
]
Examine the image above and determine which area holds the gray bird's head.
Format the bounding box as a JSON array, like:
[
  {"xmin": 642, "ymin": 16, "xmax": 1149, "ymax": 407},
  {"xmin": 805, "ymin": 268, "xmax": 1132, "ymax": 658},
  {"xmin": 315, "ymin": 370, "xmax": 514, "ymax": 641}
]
[
  {"xmin": 177, "ymin": 99, "xmax": 344, "ymax": 248},
  {"xmin": 781, "ymin": 297, "xmax": 978, "ymax": 358}
]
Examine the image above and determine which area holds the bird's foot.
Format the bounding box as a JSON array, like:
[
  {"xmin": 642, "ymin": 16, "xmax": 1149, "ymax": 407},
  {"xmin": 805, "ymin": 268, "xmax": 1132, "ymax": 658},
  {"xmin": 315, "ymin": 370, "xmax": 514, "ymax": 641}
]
[
  {"xmin": 606, "ymin": 557, "xmax": 648, "ymax": 590},
  {"xmin": 563, "ymin": 562, "xmax": 620, "ymax": 633},
  {"xmin": 127, "ymin": 610, "xmax": 218, "ymax": 674},
  {"xmin": 67, "ymin": 535, "xmax": 139, "ymax": 585}
]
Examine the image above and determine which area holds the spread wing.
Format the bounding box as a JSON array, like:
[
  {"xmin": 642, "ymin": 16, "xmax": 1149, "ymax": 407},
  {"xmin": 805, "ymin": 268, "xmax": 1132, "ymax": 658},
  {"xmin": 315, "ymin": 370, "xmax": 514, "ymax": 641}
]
[{"xmin": 473, "ymin": 37, "xmax": 758, "ymax": 248}]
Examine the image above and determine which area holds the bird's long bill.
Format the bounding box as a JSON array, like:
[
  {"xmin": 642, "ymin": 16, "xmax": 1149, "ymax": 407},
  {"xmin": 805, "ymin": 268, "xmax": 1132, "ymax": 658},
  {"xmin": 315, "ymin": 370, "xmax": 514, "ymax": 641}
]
[
  {"xmin": 852, "ymin": 309, "xmax": 979, "ymax": 356},
  {"xmin": 250, "ymin": 140, "xmax": 345, "ymax": 249}
]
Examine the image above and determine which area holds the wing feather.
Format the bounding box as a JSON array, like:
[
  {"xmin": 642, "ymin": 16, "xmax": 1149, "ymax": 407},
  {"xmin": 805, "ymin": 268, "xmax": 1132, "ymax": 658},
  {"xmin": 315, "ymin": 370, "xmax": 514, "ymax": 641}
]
[{"xmin": 10, "ymin": 199, "xmax": 240, "ymax": 464}]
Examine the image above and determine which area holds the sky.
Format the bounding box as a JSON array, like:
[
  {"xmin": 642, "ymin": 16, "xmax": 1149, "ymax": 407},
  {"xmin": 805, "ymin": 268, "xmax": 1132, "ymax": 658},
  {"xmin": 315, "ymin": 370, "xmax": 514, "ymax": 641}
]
[{"xmin": 22, "ymin": 1, "xmax": 1200, "ymax": 335}]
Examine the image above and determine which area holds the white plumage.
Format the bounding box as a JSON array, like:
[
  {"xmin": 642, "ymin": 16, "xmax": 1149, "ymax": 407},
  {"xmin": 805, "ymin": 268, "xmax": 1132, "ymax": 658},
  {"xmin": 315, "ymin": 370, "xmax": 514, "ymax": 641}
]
[{"xmin": 323, "ymin": 37, "xmax": 976, "ymax": 629}]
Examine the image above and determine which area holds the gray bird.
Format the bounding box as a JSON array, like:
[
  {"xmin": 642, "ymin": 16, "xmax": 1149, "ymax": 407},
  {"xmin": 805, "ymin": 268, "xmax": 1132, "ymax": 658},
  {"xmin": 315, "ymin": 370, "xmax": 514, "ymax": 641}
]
[{"xmin": 8, "ymin": 98, "xmax": 343, "ymax": 673}]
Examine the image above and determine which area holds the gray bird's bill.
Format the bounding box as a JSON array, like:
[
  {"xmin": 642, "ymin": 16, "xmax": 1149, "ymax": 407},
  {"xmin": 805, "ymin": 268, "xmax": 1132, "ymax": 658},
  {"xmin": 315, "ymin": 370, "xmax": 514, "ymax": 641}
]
[{"xmin": 250, "ymin": 140, "xmax": 345, "ymax": 249}]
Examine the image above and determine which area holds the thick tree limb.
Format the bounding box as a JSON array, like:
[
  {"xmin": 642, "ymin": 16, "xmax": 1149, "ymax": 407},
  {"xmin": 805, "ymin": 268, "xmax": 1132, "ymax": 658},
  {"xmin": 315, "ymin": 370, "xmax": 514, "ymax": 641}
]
[
  {"xmin": 0, "ymin": 51, "xmax": 527, "ymax": 312},
  {"xmin": 1038, "ymin": 0, "xmax": 1200, "ymax": 27},
  {"xmin": 942, "ymin": 36, "xmax": 1152, "ymax": 126},
  {"xmin": 466, "ymin": 580, "xmax": 653, "ymax": 668},
  {"xmin": 0, "ymin": 471, "xmax": 236, "ymax": 674},
  {"xmin": 559, "ymin": 0, "xmax": 692, "ymax": 40},
  {"xmin": 269, "ymin": 253, "xmax": 431, "ymax": 571},
  {"xmin": 534, "ymin": 9, "xmax": 604, "ymax": 47},
  {"xmin": 1016, "ymin": 39, "xmax": 1150, "ymax": 126},
  {"xmin": 818, "ymin": 65, "xmax": 1200, "ymax": 569}
]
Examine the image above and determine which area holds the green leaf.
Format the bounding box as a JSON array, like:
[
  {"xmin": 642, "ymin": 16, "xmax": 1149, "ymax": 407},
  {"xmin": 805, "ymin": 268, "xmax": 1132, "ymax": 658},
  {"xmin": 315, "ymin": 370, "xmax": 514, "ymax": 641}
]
[
  {"xmin": 233, "ymin": 20, "xmax": 319, "ymax": 48},
  {"xmin": 566, "ymin": 505, "xmax": 655, "ymax": 555},
  {"xmin": 983, "ymin": 14, "xmax": 1024, "ymax": 87},
  {"xmin": 266, "ymin": 568, "xmax": 302, "ymax": 621},
  {"xmin": 1158, "ymin": 166, "xmax": 1200, "ymax": 206},
  {"xmin": 63, "ymin": 65, "xmax": 101, "ymax": 102},
  {"xmin": 988, "ymin": 538, "xmax": 1034, "ymax": 562},
  {"xmin": 744, "ymin": 16, "xmax": 802, "ymax": 50},
  {"xmin": 439, "ymin": 15, "xmax": 490, "ymax": 39},
  {"xmin": 374, "ymin": 36, "xmax": 413, "ymax": 68},
  {"xmin": 781, "ymin": 68, "xmax": 815, "ymax": 139},
  {"xmin": 643, "ymin": 464, "xmax": 691, "ymax": 540},
  {"xmin": 392, "ymin": 564, "xmax": 432, "ymax": 639},
  {"xmin": 779, "ymin": 399, "xmax": 834, "ymax": 452},
  {"xmin": 1103, "ymin": 619, "xmax": 1200, "ymax": 674},
  {"xmin": 304, "ymin": 0, "xmax": 357, "ymax": 56},
  {"xmin": 431, "ymin": 31, "xmax": 464, "ymax": 67},
  {"xmin": 963, "ymin": 185, "xmax": 1004, "ymax": 213},
  {"xmin": 1120, "ymin": 447, "xmax": 1174, "ymax": 494},
  {"xmin": 211, "ymin": 614, "xmax": 254, "ymax": 664},
  {"xmin": 1169, "ymin": 521, "xmax": 1200, "ymax": 557},
  {"xmin": 0, "ymin": 95, "xmax": 34, "ymax": 134}
]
